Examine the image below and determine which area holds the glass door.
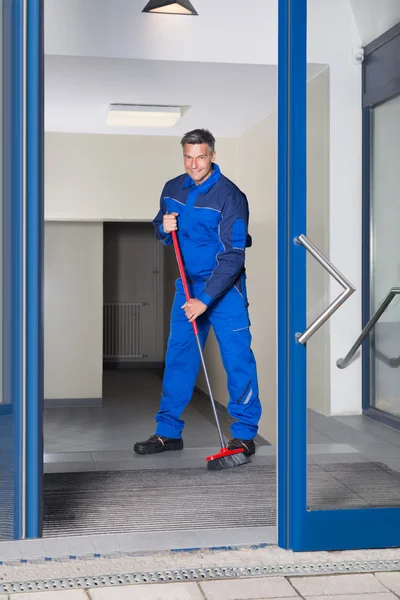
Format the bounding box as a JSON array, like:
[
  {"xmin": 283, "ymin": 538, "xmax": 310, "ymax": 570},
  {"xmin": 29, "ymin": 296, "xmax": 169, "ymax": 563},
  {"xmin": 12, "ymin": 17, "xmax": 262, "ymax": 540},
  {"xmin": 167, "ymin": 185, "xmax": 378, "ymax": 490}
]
[
  {"xmin": 278, "ymin": 0, "xmax": 400, "ymax": 550},
  {"xmin": 0, "ymin": 0, "xmax": 44, "ymax": 541}
]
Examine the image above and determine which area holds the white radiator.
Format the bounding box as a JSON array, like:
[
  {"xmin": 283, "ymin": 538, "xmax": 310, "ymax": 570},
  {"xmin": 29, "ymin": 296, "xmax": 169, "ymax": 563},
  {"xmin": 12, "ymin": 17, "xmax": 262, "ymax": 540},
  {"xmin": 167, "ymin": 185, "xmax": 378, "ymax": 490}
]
[{"xmin": 103, "ymin": 303, "xmax": 145, "ymax": 361}]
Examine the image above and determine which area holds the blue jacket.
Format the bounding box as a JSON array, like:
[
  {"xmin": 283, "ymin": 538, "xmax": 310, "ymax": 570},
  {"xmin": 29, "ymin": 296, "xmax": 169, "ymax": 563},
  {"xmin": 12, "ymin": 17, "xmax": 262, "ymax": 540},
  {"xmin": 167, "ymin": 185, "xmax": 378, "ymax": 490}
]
[{"xmin": 153, "ymin": 164, "xmax": 252, "ymax": 307}]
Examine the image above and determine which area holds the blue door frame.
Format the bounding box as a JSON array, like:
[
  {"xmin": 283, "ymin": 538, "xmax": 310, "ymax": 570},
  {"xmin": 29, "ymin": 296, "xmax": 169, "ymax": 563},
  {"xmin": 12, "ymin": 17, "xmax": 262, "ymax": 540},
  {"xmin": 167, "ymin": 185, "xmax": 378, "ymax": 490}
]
[
  {"xmin": 277, "ymin": 0, "xmax": 400, "ymax": 551},
  {"xmin": 0, "ymin": 0, "xmax": 44, "ymax": 541},
  {"xmin": 26, "ymin": 0, "xmax": 45, "ymax": 539},
  {"xmin": 3, "ymin": 0, "xmax": 400, "ymax": 549}
]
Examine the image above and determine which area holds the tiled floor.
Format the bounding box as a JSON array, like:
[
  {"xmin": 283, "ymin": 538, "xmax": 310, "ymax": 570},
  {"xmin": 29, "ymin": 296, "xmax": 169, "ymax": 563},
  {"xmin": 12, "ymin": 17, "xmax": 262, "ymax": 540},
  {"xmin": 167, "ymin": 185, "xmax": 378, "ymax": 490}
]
[
  {"xmin": 2, "ymin": 571, "xmax": 400, "ymax": 598},
  {"xmin": 44, "ymin": 369, "xmax": 270, "ymax": 473},
  {"xmin": 44, "ymin": 369, "xmax": 400, "ymax": 475}
]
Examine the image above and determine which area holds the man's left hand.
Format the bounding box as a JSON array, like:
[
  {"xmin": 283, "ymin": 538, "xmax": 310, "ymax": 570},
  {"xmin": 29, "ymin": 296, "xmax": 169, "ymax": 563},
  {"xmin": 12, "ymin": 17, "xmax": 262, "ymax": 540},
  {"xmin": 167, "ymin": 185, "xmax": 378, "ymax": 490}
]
[{"xmin": 182, "ymin": 298, "xmax": 207, "ymax": 323}]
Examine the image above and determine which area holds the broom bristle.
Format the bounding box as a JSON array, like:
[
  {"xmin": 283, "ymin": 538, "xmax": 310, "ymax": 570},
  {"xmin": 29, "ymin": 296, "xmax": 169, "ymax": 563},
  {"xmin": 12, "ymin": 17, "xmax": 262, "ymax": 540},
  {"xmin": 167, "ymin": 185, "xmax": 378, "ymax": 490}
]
[{"xmin": 207, "ymin": 450, "xmax": 250, "ymax": 471}]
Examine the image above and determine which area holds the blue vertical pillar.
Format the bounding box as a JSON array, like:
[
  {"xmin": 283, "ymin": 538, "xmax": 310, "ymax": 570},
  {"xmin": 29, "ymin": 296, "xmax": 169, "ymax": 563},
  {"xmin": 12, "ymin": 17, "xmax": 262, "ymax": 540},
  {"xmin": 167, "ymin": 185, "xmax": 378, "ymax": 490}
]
[
  {"xmin": 277, "ymin": 0, "xmax": 307, "ymax": 549},
  {"xmin": 26, "ymin": 0, "xmax": 44, "ymax": 539}
]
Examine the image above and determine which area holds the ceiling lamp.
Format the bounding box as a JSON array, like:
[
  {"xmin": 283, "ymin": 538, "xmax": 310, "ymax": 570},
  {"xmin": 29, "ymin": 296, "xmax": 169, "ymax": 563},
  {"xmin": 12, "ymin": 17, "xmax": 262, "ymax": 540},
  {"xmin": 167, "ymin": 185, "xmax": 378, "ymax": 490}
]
[
  {"xmin": 142, "ymin": 0, "xmax": 198, "ymax": 16},
  {"xmin": 106, "ymin": 104, "xmax": 181, "ymax": 128}
]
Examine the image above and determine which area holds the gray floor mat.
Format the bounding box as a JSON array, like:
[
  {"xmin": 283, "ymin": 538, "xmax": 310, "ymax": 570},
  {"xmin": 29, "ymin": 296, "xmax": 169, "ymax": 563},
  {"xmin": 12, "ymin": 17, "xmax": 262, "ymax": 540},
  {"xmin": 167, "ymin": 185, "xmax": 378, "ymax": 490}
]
[{"xmin": 43, "ymin": 462, "xmax": 400, "ymax": 537}]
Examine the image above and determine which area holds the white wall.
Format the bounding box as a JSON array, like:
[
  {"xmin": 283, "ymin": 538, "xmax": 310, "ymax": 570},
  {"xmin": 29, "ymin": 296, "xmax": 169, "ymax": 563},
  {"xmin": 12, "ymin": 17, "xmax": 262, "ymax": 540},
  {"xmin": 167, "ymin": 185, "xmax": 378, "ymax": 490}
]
[
  {"xmin": 308, "ymin": 2, "xmax": 363, "ymax": 416},
  {"xmin": 44, "ymin": 222, "xmax": 103, "ymax": 400},
  {"xmin": 45, "ymin": 133, "xmax": 237, "ymax": 221},
  {"xmin": 305, "ymin": 69, "xmax": 331, "ymax": 415},
  {"xmin": 45, "ymin": 133, "xmax": 182, "ymax": 221}
]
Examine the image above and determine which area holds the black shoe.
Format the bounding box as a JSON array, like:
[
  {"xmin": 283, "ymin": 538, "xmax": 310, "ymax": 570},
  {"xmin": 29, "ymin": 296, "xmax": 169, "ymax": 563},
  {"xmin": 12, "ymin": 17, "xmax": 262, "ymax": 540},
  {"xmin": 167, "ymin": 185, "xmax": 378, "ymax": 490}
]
[
  {"xmin": 228, "ymin": 438, "xmax": 256, "ymax": 457},
  {"xmin": 134, "ymin": 434, "xmax": 184, "ymax": 455}
]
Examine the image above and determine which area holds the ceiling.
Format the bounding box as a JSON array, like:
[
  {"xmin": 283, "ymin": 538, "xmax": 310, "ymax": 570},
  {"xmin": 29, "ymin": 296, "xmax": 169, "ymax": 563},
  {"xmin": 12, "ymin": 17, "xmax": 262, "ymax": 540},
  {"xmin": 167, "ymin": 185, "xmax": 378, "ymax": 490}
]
[
  {"xmin": 44, "ymin": 0, "xmax": 400, "ymax": 138},
  {"xmin": 349, "ymin": 0, "xmax": 400, "ymax": 45},
  {"xmin": 44, "ymin": 0, "xmax": 277, "ymax": 66},
  {"xmin": 45, "ymin": 56, "xmax": 324, "ymax": 137}
]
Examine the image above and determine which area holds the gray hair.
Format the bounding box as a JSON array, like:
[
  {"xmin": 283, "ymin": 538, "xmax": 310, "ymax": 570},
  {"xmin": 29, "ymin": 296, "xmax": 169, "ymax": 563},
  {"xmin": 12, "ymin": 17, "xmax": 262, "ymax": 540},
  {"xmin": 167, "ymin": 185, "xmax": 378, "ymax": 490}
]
[{"xmin": 180, "ymin": 129, "xmax": 215, "ymax": 154}]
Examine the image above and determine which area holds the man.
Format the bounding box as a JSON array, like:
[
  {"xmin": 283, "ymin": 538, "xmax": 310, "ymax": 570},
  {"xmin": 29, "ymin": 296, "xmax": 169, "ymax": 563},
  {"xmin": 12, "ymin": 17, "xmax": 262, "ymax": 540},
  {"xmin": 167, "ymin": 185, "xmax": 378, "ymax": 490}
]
[{"xmin": 134, "ymin": 129, "xmax": 261, "ymax": 457}]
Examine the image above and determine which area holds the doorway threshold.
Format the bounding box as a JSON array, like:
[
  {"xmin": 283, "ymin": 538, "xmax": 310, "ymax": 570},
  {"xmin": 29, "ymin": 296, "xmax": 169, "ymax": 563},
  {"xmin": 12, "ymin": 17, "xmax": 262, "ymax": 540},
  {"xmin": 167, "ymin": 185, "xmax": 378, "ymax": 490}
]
[{"xmin": 0, "ymin": 526, "xmax": 276, "ymax": 563}]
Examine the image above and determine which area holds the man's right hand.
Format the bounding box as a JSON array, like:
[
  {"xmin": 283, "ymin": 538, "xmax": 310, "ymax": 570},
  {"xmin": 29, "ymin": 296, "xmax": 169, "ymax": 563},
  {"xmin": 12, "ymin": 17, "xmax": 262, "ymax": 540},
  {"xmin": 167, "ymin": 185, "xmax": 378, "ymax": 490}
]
[{"xmin": 163, "ymin": 212, "xmax": 179, "ymax": 234}]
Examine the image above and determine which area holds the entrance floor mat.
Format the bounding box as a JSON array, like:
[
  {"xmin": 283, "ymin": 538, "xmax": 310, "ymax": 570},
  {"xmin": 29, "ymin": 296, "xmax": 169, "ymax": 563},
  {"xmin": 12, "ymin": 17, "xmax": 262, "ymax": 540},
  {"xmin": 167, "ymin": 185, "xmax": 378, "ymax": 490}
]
[{"xmin": 43, "ymin": 462, "xmax": 400, "ymax": 537}]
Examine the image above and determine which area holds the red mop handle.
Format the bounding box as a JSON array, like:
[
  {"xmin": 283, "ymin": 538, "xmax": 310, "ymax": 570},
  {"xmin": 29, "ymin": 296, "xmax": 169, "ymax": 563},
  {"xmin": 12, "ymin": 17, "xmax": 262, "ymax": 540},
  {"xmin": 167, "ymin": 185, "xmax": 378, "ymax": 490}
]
[{"xmin": 171, "ymin": 230, "xmax": 199, "ymax": 335}]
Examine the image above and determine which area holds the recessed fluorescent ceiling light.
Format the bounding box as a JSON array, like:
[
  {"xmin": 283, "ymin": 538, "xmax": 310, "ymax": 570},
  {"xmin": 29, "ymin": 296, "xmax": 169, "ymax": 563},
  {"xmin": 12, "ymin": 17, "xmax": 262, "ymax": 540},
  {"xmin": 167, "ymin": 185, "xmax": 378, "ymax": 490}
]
[
  {"xmin": 106, "ymin": 105, "xmax": 181, "ymax": 128},
  {"xmin": 142, "ymin": 0, "xmax": 198, "ymax": 16}
]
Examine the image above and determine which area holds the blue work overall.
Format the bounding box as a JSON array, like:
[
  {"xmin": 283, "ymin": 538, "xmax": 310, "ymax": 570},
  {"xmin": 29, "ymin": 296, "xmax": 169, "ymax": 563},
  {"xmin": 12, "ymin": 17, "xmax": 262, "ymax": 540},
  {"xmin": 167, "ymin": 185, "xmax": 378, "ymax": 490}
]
[{"xmin": 153, "ymin": 164, "xmax": 262, "ymax": 440}]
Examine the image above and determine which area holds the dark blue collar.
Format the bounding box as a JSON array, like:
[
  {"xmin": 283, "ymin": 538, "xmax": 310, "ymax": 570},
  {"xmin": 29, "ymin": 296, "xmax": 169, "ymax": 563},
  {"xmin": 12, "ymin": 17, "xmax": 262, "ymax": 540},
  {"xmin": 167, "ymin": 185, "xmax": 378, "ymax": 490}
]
[{"xmin": 183, "ymin": 163, "xmax": 221, "ymax": 193}]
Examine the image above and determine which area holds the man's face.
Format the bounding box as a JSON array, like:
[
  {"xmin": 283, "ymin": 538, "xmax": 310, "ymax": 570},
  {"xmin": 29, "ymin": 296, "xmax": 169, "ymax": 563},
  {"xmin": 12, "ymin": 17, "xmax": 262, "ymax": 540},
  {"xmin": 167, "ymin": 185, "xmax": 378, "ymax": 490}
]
[{"xmin": 183, "ymin": 143, "xmax": 216, "ymax": 185}]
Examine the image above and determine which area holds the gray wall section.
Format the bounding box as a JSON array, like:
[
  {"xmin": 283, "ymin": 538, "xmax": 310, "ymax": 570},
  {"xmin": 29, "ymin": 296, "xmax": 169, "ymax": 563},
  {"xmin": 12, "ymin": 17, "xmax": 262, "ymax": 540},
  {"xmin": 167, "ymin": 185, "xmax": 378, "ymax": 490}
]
[
  {"xmin": 44, "ymin": 222, "xmax": 103, "ymax": 400},
  {"xmin": 103, "ymin": 222, "xmax": 163, "ymax": 362}
]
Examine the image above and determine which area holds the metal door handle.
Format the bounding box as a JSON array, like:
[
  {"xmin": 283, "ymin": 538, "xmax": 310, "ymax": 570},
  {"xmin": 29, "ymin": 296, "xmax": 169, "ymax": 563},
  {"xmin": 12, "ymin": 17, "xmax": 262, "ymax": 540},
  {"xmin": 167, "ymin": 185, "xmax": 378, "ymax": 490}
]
[{"xmin": 295, "ymin": 234, "xmax": 356, "ymax": 344}]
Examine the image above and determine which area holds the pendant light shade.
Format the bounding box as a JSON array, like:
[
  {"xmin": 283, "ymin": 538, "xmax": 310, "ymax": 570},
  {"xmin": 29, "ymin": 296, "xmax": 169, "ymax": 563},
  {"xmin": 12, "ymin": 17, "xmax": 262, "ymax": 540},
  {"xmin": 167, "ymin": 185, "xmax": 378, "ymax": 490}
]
[{"xmin": 142, "ymin": 0, "xmax": 198, "ymax": 16}]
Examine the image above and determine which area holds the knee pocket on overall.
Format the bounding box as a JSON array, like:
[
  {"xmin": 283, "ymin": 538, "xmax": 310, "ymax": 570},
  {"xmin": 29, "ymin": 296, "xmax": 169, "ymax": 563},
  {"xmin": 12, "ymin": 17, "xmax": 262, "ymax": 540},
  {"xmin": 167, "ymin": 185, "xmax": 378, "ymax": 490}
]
[{"xmin": 216, "ymin": 314, "xmax": 252, "ymax": 356}]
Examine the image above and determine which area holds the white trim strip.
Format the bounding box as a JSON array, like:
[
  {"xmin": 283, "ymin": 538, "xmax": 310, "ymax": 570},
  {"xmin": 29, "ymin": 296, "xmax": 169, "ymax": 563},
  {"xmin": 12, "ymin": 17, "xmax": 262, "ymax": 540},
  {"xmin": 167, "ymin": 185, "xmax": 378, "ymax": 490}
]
[
  {"xmin": 243, "ymin": 388, "xmax": 253, "ymax": 405},
  {"xmin": 234, "ymin": 285, "xmax": 244, "ymax": 299},
  {"xmin": 233, "ymin": 326, "xmax": 250, "ymax": 332}
]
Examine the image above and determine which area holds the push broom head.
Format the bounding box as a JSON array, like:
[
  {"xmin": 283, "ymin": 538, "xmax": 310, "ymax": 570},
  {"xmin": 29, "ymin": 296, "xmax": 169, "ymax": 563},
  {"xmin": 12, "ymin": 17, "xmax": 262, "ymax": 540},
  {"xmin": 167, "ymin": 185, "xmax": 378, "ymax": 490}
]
[{"xmin": 206, "ymin": 447, "xmax": 250, "ymax": 471}]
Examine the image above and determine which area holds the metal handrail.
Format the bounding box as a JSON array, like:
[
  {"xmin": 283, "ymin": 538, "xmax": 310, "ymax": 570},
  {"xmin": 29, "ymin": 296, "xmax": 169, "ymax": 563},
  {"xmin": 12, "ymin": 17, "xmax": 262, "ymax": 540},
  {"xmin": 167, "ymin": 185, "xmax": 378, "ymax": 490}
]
[
  {"xmin": 295, "ymin": 234, "xmax": 356, "ymax": 344},
  {"xmin": 337, "ymin": 287, "xmax": 400, "ymax": 369}
]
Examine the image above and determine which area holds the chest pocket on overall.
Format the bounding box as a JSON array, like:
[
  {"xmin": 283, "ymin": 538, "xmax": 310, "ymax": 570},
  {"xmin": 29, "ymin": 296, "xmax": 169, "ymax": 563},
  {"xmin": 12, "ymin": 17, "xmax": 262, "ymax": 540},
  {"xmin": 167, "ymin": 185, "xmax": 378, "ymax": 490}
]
[{"xmin": 189, "ymin": 207, "xmax": 221, "ymax": 243}]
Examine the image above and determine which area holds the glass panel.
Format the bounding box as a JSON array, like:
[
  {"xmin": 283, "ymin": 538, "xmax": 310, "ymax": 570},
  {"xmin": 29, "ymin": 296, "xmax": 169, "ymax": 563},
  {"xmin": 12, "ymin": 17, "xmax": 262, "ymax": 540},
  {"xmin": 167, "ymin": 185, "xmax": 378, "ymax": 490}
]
[
  {"xmin": 306, "ymin": 0, "xmax": 400, "ymax": 511},
  {"xmin": 371, "ymin": 95, "xmax": 400, "ymax": 419},
  {"xmin": 0, "ymin": 0, "xmax": 27, "ymax": 540}
]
